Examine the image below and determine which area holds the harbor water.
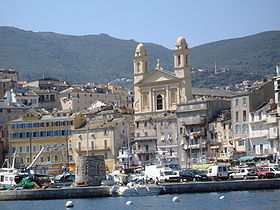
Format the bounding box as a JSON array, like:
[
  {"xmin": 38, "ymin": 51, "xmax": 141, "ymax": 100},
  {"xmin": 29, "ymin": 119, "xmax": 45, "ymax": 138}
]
[{"xmin": 1, "ymin": 189, "xmax": 280, "ymax": 210}]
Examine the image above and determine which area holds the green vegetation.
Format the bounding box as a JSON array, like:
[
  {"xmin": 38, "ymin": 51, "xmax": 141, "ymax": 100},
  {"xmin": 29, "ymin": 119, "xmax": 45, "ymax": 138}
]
[{"xmin": 0, "ymin": 27, "xmax": 279, "ymax": 88}]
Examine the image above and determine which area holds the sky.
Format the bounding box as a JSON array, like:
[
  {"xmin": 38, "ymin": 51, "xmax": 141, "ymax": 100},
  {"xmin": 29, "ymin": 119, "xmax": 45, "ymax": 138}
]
[{"xmin": 1, "ymin": 0, "xmax": 280, "ymax": 49}]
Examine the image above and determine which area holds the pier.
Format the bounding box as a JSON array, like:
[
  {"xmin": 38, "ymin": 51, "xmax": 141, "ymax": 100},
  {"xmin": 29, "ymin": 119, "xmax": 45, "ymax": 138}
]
[{"xmin": 1, "ymin": 179, "xmax": 280, "ymax": 201}]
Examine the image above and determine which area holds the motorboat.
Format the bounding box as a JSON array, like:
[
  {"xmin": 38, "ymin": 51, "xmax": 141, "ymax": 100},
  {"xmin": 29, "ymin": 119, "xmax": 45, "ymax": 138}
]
[{"xmin": 110, "ymin": 184, "xmax": 163, "ymax": 197}]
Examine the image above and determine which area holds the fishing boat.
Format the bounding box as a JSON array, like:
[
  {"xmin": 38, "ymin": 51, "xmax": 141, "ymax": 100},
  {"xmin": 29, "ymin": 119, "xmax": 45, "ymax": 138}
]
[
  {"xmin": 110, "ymin": 184, "xmax": 163, "ymax": 197},
  {"xmin": 0, "ymin": 147, "xmax": 45, "ymax": 188},
  {"xmin": 0, "ymin": 154, "xmax": 24, "ymax": 187}
]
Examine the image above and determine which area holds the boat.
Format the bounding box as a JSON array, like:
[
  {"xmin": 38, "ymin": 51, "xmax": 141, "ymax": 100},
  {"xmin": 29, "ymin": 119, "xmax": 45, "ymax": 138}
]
[
  {"xmin": 0, "ymin": 147, "xmax": 45, "ymax": 188},
  {"xmin": 110, "ymin": 184, "xmax": 163, "ymax": 197},
  {"xmin": 0, "ymin": 154, "xmax": 26, "ymax": 187}
]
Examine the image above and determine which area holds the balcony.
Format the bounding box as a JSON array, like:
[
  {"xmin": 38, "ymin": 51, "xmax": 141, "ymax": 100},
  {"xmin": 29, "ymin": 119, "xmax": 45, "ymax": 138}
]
[
  {"xmin": 267, "ymin": 133, "xmax": 278, "ymax": 140},
  {"xmin": 182, "ymin": 116, "xmax": 206, "ymax": 125},
  {"xmin": 133, "ymin": 135, "xmax": 157, "ymax": 141},
  {"xmin": 183, "ymin": 144, "xmax": 200, "ymax": 150},
  {"xmin": 266, "ymin": 115, "xmax": 277, "ymax": 124},
  {"xmin": 133, "ymin": 149, "xmax": 156, "ymax": 154}
]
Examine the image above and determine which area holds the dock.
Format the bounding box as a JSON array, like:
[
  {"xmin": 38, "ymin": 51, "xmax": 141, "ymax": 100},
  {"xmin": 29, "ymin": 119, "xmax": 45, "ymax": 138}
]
[{"xmin": 1, "ymin": 179, "xmax": 280, "ymax": 201}]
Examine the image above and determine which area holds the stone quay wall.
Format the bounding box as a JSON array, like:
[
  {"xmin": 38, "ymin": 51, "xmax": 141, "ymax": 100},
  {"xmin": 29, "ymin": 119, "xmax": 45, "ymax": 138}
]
[
  {"xmin": 1, "ymin": 179, "xmax": 280, "ymax": 201},
  {"xmin": 0, "ymin": 186, "xmax": 111, "ymax": 201},
  {"xmin": 162, "ymin": 179, "xmax": 280, "ymax": 194}
]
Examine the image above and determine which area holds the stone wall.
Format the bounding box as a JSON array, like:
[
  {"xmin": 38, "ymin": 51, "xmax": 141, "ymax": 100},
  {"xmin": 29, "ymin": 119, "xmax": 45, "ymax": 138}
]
[{"xmin": 75, "ymin": 155, "xmax": 106, "ymax": 186}]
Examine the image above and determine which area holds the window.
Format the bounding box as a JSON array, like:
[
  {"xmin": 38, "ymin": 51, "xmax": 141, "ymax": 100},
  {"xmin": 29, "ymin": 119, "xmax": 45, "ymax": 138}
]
[
  {"xmin": 235, "ymin": 111, "xmax": 239, "ymax": 122},
  {"xmin": 78, "ymin": 142, "xmax": 81, "ymax": 151},
  {"xmin": 260, "ymin": 144, "xmax": 263, "ymax": 154},
  {"xmin": 104, "ymin": 153, "xmax": 108, "ymax": 159},
  {"xmin": 136, "ymin": 122, "xmax": 139, "ymax": 128},
  {"xmin": 145, "ymin": 62, "xmax": 147, "ymax": 72},
  {"xmin": 251, "ymin": 113, "xmax": 254, "ymax": 121},
  {"xmin": 47, "ymin": 156, "xmax": 51, "ymax": 161},
  {"xmin": 91, "ymin": 141, "xmax": 94, "ymax": 150},
  {"xmin": 137, "ymin": 62, "xmax": 140, "ymax": 72},
  {"xmin": 33, "ymin": 145, "xmax": 36, "ymax": 152},
  {"xmin": 243, "ymin": 98, "xmax": 247, "ymax": 105},
  {"xmin": 177, "ymin": 55, "xmax": 181, "ymax": 66},
  {"xmin": 26, "ymin": 146, "xmax": 30, "ymax": 153},
  {"xmin": 171, "ymin": 91, "xmax": 177, "ymax": 104},
  {"xmin": 144, "ymin": 122, "xmax": 147, "ymax": 127},
  {"xmin": 243, "ymin": 110, "xmax": 247, "ymax": 122},
  {"xmin": 142, "ymin": 92, "xmax": 149, "ymax": 108},
  {"xmin": 238, "ymin": 140, "xmax": 245, "ymax": 146},
  {"xmin": 235, "ymin": 99, "xmax": 239, "ymax": 106},
  {"xmin": 104, "ymin": 140, "xmax": 107, "ymax": 148},
  {"xmin": 19, "ymin": 146, "xmax": 23, "ymax": 153},
  {"xmin": 104, "ymin": 129, "xmax": 108, "ymax": 135},
  {"xmin": 12, "ymin": 147, "xmax": 16, "ymax": 153},
  {"xmin": 26, "ymin": 157, "xmax": 30, "ymax": 163},
  {"xmin": 40, "ymin": 156, "xmax": 44, "ymax": 162},
  {"xmin": 156, "ymin": 95, "xmax": 163, "ymax": 110},
  {"xmin": 50, "ymin": 95, "xmax": 55, "ymax": 101},
  {"xmin": 54, "ymin": 155, "xmax": 58, "ymax": 162},
  {"xmin": 259, "ymin": 112, "xmax": 262, "ymax": 120}
]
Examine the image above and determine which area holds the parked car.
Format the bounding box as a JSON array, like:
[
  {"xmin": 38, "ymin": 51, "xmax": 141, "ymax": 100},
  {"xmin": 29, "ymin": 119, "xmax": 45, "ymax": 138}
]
[
  {"xmin": 206, "ymin": 165, "xmax": 228, "ymax": 180},
  {"xmin": 257, "ymin": 167, "xmax": 275, "ymax": 179},
  {"xmin": 179, "ymin": 170, "xmax": 208, "ymax": 182},
  {"xmin": 229, "ymin": 168, "xmax": 258, "ymax": 180},
  {"xmin": 179, "ymin": 170, "xmax": 195, "ymax": 182},
  {"xmin": 261, "ymin": 167, "xmax": 280, "ymax": 178},
  {"xmin": 191, "ymin": 170, "xmax": 208, "ymax": 181}
]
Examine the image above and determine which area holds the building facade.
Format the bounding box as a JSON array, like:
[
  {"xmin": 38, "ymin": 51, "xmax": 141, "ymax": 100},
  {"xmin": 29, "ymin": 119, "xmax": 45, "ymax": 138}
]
[
  {"xmin": 8, "ymin": 110, "xmax": 86, "ymax": 174},
  {"xmin": 133, "ymin": 36, "xmax": 193, "ymax": 165}
]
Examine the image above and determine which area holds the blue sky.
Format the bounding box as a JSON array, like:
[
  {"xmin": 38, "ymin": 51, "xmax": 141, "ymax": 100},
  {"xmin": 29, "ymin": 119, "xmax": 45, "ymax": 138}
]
[{"xmin": 1, "ymin": 0, "xmax": 279, "ymax": 49}]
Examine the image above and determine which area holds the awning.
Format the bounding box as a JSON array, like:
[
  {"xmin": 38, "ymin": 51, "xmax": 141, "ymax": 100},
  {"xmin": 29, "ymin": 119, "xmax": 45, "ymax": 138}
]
[
  {"xmin": 255, "ymin": 154, "xmax": 274, "ymax": 159},
  {"xmin": 116, "ymin": 154, "xmax": 130, "ymax": 159},
  {"xmin": 238, "ymin": 156, "xmax": 255, "ymax": 161},
  {"xmin": 210, "ymin": 146, "xmax": 219, "ymax": 149}
]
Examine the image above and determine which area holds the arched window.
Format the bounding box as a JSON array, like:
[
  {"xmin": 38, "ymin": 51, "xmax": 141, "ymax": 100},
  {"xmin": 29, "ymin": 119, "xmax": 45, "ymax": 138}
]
[
  {"xmin": 157, "ymin": 95, "xmax": 163, "ymax": 110},
  {"xmin": 177, "ymin": 55, "xmax": 181, "ymax": 66},
  {"xmin": 185, "ymin": 55, "xmax": 188, "ymax": 65}
]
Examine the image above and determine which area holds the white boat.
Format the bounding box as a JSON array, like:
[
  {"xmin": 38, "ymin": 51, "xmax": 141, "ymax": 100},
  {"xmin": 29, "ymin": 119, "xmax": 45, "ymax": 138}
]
[
  {"xmin": 110, "ymin": 184, "xmax": 163, "ymax": 197},
  {"xmin": 0, "ymin": 155, "xmax": 22, "ymax": 187},
  {"xmin": 0, "ymin": 147, "xmax": 45, "ymax": 188}
]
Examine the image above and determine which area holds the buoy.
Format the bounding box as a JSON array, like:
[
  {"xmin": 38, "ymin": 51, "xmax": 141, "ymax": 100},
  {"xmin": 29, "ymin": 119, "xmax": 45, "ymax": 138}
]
[
  {"xmin": 126, "ymin": 200, "xmax": 133, "ymax": 205},
  {"xmin": 172, "ymin": 196, "xmax": 180, "ymax": 202},
  {"xmin": 219, "ymin": 195, "xmax": 225, "ymax": 200},
  {"xmin": 66, "ymin": 201, "xmax": 74, "ymax": 208}
]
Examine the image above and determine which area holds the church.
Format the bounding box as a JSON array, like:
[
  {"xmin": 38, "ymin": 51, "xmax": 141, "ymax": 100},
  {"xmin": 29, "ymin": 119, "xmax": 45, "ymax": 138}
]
[{"xmin": 132, "ymin": 36, "xmax": 193, "ymax": 165}]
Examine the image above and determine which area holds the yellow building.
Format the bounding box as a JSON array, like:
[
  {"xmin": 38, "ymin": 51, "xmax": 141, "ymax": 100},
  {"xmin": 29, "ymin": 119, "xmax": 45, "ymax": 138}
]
[
  {"xmin": 8, "ymin": 110, "xmax": 86, "ymax": 174},
  {"xmin": 72, "ymin": 117, "xmax": 129, "ymax": 172}
]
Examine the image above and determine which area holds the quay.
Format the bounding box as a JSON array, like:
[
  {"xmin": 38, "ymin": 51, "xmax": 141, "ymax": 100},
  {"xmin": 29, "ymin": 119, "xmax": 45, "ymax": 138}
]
[{"xmin": 1, "ymin": 179, "xmax": 280, "ymax": 201}]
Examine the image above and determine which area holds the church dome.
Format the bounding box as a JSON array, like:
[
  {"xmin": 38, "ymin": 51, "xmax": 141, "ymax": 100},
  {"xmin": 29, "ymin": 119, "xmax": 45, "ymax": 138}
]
[
  {"xmin": 175, "ymin": 36, "xmax": 188, "ymax": 49},
  {"xmin": 135, "ymin": 43, "xmax": 147, "ymax": 56}
]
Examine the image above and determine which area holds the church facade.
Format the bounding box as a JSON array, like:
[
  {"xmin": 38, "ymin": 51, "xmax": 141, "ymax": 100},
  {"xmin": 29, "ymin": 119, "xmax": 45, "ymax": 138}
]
[{"xmin": 132, "ymin": 36, "xmax": 193, "ymax": 165}]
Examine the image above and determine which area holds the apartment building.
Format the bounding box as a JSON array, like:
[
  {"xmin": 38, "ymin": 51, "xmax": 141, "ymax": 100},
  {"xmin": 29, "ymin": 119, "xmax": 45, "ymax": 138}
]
[{"xmin": 8, "ymin": 110, "xmax": 86, "ymax": 174}]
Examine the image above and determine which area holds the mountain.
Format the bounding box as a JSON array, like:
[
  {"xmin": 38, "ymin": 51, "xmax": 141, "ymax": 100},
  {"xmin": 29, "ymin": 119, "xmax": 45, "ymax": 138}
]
[{"xmin": 0, "ymin": 26, "xmax": 280, "ymax": 88}]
